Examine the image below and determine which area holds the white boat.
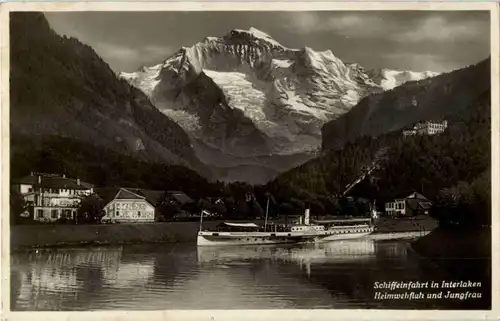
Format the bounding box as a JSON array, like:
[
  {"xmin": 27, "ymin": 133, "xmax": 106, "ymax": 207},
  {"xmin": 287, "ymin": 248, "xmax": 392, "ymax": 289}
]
[
  {"xmin": 197, "ymin": 204, "xmax": 374, "ymax": 246},
  {"xmin": 197, "ymin": 222, "xmax": 321, "ymax": 246}
]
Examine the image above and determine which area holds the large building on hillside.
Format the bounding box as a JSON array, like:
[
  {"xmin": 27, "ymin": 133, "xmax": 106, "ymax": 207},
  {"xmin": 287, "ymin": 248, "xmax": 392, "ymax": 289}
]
[
  {"xmin": 13, "ymin": 172, "xmax": 94, "ymax": 222},
  {"xmin": 403, "ymin": 120, "xmax": 448, "ymax": 137}
]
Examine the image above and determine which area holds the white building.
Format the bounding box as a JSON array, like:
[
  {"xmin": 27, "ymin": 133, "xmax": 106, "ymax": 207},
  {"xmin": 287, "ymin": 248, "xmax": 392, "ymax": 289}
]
[
  {"xmin": 403, "ymin": 120, "xmax": 448, "ymax": 137},
  {"xmin": 14, "ymin": 173, "xmax": 94, "ymax": 222},
  {"xmin": 100, "ymin": 188, "xmax": 155, "ymax": 223}
]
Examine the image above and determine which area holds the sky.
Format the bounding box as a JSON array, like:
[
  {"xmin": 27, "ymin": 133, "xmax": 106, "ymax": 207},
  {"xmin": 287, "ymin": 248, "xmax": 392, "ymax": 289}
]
[{"xmin": 45, "ymin": 11, "xmax": 491, "ymax": 73}]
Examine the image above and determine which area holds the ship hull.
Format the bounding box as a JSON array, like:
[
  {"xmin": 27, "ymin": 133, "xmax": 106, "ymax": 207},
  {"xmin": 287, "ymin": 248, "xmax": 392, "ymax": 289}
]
[
  {"xmin": 318, "ymin": 230, "xmax": 373, "ymax": 242},
  {"xmin": 315, "ymin": 224, "xmax": 375, "ymax": 242},
  {"xmin": 197, "ymin": 231, "xmax": 318, "ymax": 246}
]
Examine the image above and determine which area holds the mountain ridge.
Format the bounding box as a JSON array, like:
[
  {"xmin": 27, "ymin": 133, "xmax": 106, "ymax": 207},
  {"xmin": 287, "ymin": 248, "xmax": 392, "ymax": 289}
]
[
  {"xmin": 321, "ymin": 58, "xmax": 490, "ymax": 151},
  {"xmin": 120, "ymin": 27, "xmax": 440, "ymax": 183},
  {"xmin": 10, "ymin": 12, "xmax": 212, "ymax": 179}
]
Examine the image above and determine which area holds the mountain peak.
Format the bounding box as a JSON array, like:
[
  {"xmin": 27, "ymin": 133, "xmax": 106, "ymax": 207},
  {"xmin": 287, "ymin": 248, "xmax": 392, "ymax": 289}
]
[
  {"xmin": 226, "ymin": 27, "xmax": 283, "ymax": 48},
  {"xmin": 247, "ymin": 27, "xmax": 273, "ymax": 39}
]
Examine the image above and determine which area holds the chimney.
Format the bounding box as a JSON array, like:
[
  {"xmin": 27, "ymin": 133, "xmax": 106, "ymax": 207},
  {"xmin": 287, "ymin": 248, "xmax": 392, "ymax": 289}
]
[
  {"xmin": 304, "ymin": 208, "xmax": 310, "ymax": 225},
  {"xmin": 77, "ymin": 178, "xmax": 80, "ymax": 186},
  {"xmin": 37, "ymin": 175, "xmax": 41, "ymax": 184},
  {"xmin": 30, "ymin": 171, "xmax": 34, "ymax": 176},
  {"xmin": 62, "ymin": 174, "xmax": 66, "ymax": 178}
]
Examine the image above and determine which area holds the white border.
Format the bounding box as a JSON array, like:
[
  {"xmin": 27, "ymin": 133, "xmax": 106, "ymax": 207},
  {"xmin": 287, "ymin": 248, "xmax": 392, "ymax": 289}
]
[{"xmin": 1, "ymin": 2, "xmax": 498, "ymax": 321}]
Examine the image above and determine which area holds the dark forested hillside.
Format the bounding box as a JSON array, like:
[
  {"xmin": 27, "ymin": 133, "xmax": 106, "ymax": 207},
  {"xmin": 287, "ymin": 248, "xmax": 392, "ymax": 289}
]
[
  {"xmin": 10, "ymin": 135, "xmax": 219, "ymax": 200},
  {"xmin": 10, "ymin": 12, "xmax": 211, "ymax": 178},
  {"xmin": 267, "ymin": 89, "xmax": 491, "ymax": 226},
  {"xmin": 322, "ymin": 58, "xmax": 490, "ymax": 151}
]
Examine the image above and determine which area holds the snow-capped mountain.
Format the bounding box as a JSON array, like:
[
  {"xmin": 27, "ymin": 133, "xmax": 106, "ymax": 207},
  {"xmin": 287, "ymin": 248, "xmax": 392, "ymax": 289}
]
[{"xmin": 120, "ymin": 28, "xmax": 437, "ymax": 183}]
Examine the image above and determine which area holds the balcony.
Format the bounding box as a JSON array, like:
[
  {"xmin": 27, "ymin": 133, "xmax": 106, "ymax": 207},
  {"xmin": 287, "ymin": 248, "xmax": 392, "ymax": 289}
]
[{"xmin": 35, "ymin": 199, "xmax": 82, "ymax": 207}]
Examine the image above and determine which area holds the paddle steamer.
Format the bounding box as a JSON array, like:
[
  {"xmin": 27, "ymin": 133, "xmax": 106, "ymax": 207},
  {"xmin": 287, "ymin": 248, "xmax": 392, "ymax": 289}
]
[{"xmin": 196, "ymin": 209, "xmax": 374, "ymax": 246}]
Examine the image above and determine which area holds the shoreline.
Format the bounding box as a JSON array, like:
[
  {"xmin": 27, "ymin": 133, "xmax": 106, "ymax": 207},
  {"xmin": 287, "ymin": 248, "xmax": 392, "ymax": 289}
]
[{"xmin": 10, "ymin": 218, "xmax": 438, "ymax": 252}]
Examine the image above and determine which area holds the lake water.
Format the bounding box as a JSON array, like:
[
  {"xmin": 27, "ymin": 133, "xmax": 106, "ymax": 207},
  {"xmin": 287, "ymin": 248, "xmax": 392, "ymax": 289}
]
[{"xmin": 10, "ymin": 236, "xmax": 489, "ymax": 310}]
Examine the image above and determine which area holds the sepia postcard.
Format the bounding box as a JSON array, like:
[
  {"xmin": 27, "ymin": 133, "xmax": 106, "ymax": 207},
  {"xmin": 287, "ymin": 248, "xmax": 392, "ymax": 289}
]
[{"xmin": 1, "ymin": 1, "xmax": 499, "ymax": 321}]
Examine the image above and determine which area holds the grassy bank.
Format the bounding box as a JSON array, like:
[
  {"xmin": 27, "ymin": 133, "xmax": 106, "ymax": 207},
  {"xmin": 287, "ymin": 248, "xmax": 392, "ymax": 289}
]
[
  {"xmin": 10, "ymin": 219, "xmax": 289, "ymax": 250},
  {"xmin": 373, "ymin": 215, "xmax": 438, "ymax": 234},
  {"xmin": 10, "ymin": 221, "xmax": 224, "ymax": 250}
]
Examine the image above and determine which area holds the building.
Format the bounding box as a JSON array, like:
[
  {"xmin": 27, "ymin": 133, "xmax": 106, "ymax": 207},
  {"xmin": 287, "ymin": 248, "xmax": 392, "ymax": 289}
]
[
  {"xmin": 99, "ymin": 188, "xmax": 156, "ymax": 223},
  {"xmin": 13, "ymin": 172, "xmax": 94, "ymax": 222},
  {"xmin": 403, "ymin": 120, "xmax": 448, "ymax": 137},
  {"xmin": 165, "ymin": 190, "xmax": 194, "ymax": 207},
  {"xmin": 385, "ymin": 192, "xmax": 433, "ymax": 217}
]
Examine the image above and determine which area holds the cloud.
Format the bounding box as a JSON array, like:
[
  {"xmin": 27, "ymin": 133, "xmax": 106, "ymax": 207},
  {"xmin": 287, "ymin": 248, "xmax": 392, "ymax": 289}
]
[
  {"xmin": 45, "ymin": 11, "xmax": 489, "ymax": 73},
  {"xmin": 392, "ymin": 16, "xmax": 487, "ymax": 43},
  {"xmin": 288, "ymin": 12, "xmax": 488, "ymax": 44},
  {"xmin": 289, "ymin": 12, "xmax": 397, "ymax": 37},
  {"xmin": 91, "ymin": 43, "xmax": 174, "ymax": 72},
  {"xmin": 382, "ymin": 52, "xmax": 460, "ymax": 72}
]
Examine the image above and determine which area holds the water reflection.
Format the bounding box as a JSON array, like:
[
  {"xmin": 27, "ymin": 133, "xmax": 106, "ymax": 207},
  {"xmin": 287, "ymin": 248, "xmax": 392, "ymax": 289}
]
[
  {"xmin": 10, "ymin": 239, "xmax": 488, "ymax": 310},
  {"xmin": 197, "ymin": 239, "xmax": 376, "ymax": 267},
  {"xmin": 12, "ymin": 247, "xmax": 123, "ymax": 310}
]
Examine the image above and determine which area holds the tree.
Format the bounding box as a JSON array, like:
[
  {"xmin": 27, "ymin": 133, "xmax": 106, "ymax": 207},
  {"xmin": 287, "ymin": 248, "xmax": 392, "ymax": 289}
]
[
  {"xmin": 308, "ymin": 199, "xmax": 326, "ymax": 217},
  {"xmin": 213, "ymin": 202, "xmax": 227, "ymax": 217},
  {"xmin": 248, "ymin": 198, "xmax": 264, "ymax": 219},
  {"xmin": 77, "ymin": 194, "xmax": 106, "ymax": 224},
  {"xmin": 10, "ymin": 189, "xmax": 29, "ymax": 225},
  {"xmin": 431, "ymin": 170, "xmax": 490, "ymax": 228},
  {"xmin": 235, "ymin": 200, "xmax": 250, "ymax": 218},
  {"xmin": 279, "ymin": 202, "xmax": 295, "ymax": 216},
  {"xmin": 157, "ymin": 201, "xmax": 181, "ymax": 221}
]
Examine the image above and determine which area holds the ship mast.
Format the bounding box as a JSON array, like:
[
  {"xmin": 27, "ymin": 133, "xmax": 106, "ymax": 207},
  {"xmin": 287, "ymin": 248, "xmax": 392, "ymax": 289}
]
[
  {"xmin": 199, "ymin": 208, "xmax": 204, "ymax": 232},
  {"xmin": 264, "ymin": 194, "xmax": 270, "ymax": 232}
]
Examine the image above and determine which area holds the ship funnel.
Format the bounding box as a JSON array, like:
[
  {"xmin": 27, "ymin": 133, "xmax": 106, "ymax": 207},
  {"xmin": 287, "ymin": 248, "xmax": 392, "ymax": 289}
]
[
  {"xmin": 371, "ymin": 200, "xmax": 378, "ymax": 219},
  {"xmin": 304, "ymin": 208, "xmax": 310, "ymax": 225}
]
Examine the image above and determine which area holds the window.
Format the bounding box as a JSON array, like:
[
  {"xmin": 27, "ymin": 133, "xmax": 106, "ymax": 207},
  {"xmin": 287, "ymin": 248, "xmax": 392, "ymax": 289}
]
[
  {"xmin": 37, "ymin": 209, "xmax": 44, "ymax": 218},
  {"xmin": 51, "ymin": 210, "xmax": 58, "ymax": 219},
  {"xmin": 116, "ymin": 211, "xmax": 120, "ymax": 216},
  {"xmin": 138, "ymin": 211, "xmax": 141, "ymax": 217},
  {"xmin": 62, "ymin": 210, "xmax": 71, "ymax": 219}
]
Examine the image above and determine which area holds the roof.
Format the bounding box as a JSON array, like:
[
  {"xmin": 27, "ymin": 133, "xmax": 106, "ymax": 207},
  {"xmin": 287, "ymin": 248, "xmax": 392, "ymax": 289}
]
[
  {"xmin": 166, "ymin": 191, "xmax": 193, "ymax": 205},
  {"xmin": 406, "ymin": 198, "xmax": 433, "ymax": 211},
  {"xmin": 115, "ymin": 188, "xmax": 145, "ymax": 200},
  {"xmin": 94, "ymin": 187, "xmax": 167, "ymax": 206},
  {"xmin": 419, "ymin": 202, "xmax": 433, "ymax": 209},
  {"xmin": 127, "ymin": 188, "xmax": 165, "ymax": 205},
  {"xmin": 405, "ymin": 192, "xmax": 430, "ymax": 201},
  {"xmin": 221, "ymin": 222, "xmax": 259, "ymax": 228},
  {"xmin": 15, "ymin": 174, "xmax": 93, "ymax": 190},
  {"xmin": 392, "ymin": 190, "xmax": 429, "ymax": 201}
]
